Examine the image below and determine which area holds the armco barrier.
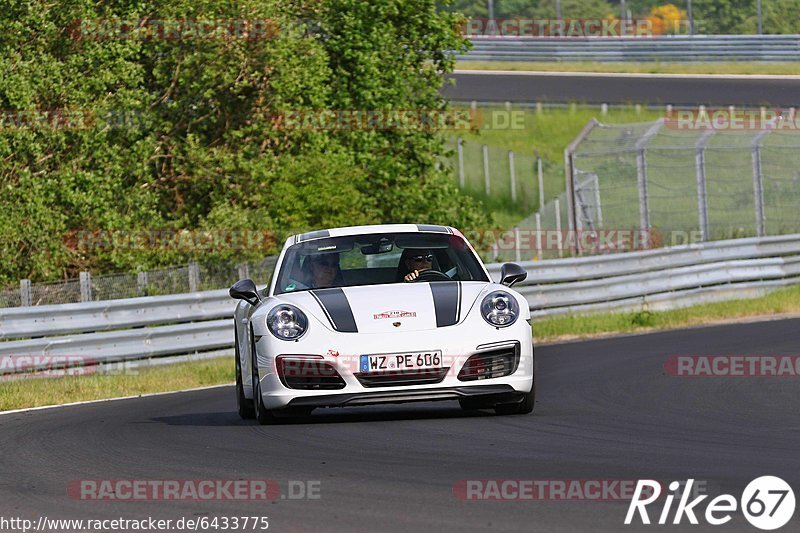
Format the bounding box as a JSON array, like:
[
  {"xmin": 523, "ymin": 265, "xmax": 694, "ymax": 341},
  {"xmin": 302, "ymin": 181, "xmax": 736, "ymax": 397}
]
[
  {"xmin": 0, "ymin": 289, "xmax": 231, "ymax": 339},
  {"xmin": 2, "ymin": 234, "xmax": 800, "ymax": 374},
  {"xmin": 461, "ymin": 35, "xmax": 800, "ymax": 62},
  {"xmin": 485, "ymin": 234, "xmax": 800, "ymax": 316}
]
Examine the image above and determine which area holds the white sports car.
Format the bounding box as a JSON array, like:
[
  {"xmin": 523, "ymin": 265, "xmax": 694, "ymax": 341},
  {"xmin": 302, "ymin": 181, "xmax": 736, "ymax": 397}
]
[{"xmin": 230, "ymin": 224, "xmax": 534, "ymax": 424}]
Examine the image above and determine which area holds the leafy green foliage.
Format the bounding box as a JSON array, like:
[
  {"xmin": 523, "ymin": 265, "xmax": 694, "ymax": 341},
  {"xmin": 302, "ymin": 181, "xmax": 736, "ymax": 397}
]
[{"xmin": 0, "ymin": 0, "xmax": 489, "ymax": 284}]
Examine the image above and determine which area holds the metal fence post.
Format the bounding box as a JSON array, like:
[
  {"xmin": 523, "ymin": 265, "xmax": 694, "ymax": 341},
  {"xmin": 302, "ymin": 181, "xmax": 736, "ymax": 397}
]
[
  {"xmin": 20, "ymin": 279, "xmax": 32, "ymax": 307},
  {"xmin": 752, "ymin": 131, "xmax": 770, "ymax": 237},
  {"xmin": 535, "ymin": 213, "xmax": 542, "ymax": 258},
  {"xmin": 79, "ymin": 272, "xmax": 92, "ymax": 302},
  {"xmin": 635, "ymin": 150, "xmax": 650, "ymax": 240},
  {"xmin": 555, "ymin": 198, "xmax": 563, "ymax": 258},
  {"xmin": 482, "ymin": 144, "xmax": 490, "ymax": 195},
  {"xmin": 695, "ymin": 131, "xmax": 715, "ymax": 242},
  {"xmin": 457, "ymin": 137, "xmax": 465, "ymax": 189},
  {"xmin": 508, "ymin": 151, "xmax": 517, "ymax": 203},
  {"xmin": 593, "ymin": 174, "xmax": 604, "ymax": 227},
  {"xmin": 537, "ymin": 153, "xmax": 545, "ymax": 212},
  {"xmin": 137, "ymin": 271, "xmax": 148, "ymax": 296},
  {"xmin": 238, "ymin": 263, "xmax": 250, "ymax": 281},
  {"xmin": 564, "ymin": 148, "xmax": 575, "ymax": 236},
  {"xmin": 634, "ymin": 119, "xmax": 664, "ymax": 249},
  {"xmin": 189, "ymin": 262, "xmax": 200, "ymax": 292},
  {"xmin": 565, "ymin": 119, "xmax": 599, "ymax": 255}
]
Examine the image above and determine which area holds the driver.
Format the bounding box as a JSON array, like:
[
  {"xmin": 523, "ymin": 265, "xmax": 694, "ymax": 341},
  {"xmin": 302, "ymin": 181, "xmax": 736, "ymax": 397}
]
[
  {"xmin": 305, "ymin": 253, "xmax": 342, "ymax": 288},
  {"xmin": 401, "ymin": 249, "xmax": 434, "ymax": 282}
]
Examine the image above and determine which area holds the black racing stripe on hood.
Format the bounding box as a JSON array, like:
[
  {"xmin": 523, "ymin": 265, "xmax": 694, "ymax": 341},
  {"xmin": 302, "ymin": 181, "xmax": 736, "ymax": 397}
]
[
  {"xmin": 310, "ymin": 288, "xmax": 358, "ymax": 333},
  {"xmin": 430, "ymin": 282, "xmax": 461, "ymax": 327}
]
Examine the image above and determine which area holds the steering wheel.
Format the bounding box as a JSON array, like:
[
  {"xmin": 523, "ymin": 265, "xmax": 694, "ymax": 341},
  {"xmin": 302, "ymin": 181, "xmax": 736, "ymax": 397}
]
[{"xmin": 411, "ymin": 269, "xmax": 452, "ymax": 282}]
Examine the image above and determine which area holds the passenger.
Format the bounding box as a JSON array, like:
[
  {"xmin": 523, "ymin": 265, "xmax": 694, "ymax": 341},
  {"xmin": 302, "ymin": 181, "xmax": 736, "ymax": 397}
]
[{"xmin": 304, "ymin": 253, "xmax": 342, "ymax": 289}]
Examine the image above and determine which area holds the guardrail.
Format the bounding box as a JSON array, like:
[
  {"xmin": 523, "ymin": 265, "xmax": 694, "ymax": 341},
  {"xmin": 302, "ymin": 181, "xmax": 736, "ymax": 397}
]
[
  {"xmin": 460, "ymin": 35, "xmax": 800, "ymax": 62},
  {"xmin": 2, "ymin": 234, "xmax": 799, "ymax": 375},
  {"xmin": 485, "ymin": 234, "xmax": 800, "ymax": 316}
]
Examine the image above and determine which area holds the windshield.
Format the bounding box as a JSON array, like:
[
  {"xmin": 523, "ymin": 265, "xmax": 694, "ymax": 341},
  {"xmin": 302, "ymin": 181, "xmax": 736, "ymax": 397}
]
[{"xmin": 273, "ymin": 232, "xmax": 489, "ymax": 294}]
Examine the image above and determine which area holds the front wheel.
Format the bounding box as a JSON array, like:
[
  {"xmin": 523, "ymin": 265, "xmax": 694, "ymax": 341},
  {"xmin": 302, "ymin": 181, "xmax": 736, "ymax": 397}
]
[
  {"xmin": 494, "ymin": 384, "xmax": 535, "ymax": 416},
  {"xmin": 235, "ymin": 330, "xmax": 254, "ymax": 419},
  {"xmin": 253, "ymin": 372, "xmax": 279, "ymax": 425}
]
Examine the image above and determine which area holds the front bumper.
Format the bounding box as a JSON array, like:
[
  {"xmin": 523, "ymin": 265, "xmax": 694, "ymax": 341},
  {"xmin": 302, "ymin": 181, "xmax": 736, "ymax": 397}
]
[
  {"xmin": 251, "ymin": 316, "xmax": 534, "ymax": 410},
  {"xmin": 286, "ymin": 384, "xmax": 524, "ymax": 408}
]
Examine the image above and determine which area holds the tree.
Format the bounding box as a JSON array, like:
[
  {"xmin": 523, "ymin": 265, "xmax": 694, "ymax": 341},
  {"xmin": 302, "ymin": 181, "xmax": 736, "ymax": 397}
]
[{"xmin": 0, "ymin": 0, "xmax": 488, "ymax": 283}]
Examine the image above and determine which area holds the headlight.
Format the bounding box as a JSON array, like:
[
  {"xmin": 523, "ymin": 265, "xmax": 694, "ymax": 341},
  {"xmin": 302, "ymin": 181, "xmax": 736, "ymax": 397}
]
[
  {"xmin": 267, "ymin": 304, "xmax": 308, "ymax": 340},
  {"xmin": 480, "ymin": 291, "xmax": 519, "ymax": 328}
]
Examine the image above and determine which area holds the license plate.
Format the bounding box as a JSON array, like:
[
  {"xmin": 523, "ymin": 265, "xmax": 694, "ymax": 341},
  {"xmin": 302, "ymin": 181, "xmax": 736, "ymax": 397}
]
[{"xmin": 359, "ymin": 351, "xmax": 442, "ymax": 373}]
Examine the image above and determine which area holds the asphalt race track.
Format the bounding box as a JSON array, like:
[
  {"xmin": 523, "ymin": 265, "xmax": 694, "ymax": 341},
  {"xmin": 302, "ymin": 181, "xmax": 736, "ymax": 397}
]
[
  {"xmin": 1, "ymin": 318, "xmax": 799, "ymax": 532},
  {"xmin": 444, "ymin": 70, "xmax": 800, "ymax": 107}
]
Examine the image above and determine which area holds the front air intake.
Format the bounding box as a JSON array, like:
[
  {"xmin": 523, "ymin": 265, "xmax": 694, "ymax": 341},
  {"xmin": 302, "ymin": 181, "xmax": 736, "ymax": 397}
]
[
  {"xmin": 276, "ymin": 356, "xmax": 346, "ymax": 390},
  {"xmin": 457, "ymin": 342, "xmax": 520, "ymax": 381}
]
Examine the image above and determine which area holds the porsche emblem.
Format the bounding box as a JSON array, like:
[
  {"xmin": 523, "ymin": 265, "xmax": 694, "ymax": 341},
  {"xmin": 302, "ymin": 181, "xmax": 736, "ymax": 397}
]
[{"xmin": 393, "ymin": 322, "xmax": 402, "ymax": 327}]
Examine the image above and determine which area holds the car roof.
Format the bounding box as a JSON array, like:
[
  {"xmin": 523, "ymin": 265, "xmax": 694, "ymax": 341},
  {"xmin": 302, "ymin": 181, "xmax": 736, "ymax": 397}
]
[{"xmin": 292, "ymin": 224, "xmax": 458, "ymax": 244}]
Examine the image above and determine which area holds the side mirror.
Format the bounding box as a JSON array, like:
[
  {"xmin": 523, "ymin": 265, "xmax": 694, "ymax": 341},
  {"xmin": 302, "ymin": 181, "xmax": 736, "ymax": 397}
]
[
  {"xmin": 229, "ymin": 279, "xmax": 261, "ymax": 306},
  {"xmin": 500, "ymin": 263, "xmax": 527, "ymax": 287}
]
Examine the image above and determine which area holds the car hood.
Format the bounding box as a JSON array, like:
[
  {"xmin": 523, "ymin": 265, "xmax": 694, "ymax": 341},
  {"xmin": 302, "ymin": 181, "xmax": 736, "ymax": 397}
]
[{"xmin": 274, "ymin": 282, "xmax": 490, "ymax": 333}]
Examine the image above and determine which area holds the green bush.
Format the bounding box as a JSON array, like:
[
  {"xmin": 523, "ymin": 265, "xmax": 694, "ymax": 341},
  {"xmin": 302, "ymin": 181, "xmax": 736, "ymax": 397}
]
[{"xmin": 0, "ymin": 0, "xmax": 489, "ymax": 284}]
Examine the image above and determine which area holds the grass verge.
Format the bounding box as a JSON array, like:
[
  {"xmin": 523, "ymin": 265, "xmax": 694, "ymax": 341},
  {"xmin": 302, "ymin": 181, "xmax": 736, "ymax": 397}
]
[
  {"xmin": 456, "ymin": 104, "xmax": 662, "ymax": 162},
  {"xmin": 534, "ymin": 283, "xmax": 800, "ymax": 343},
  {"xmin": 457, "ymin": 61, "xmax": 800, "ymax": 76},
  {"xmin": 0, "ymin": 357, "xmax": 233, "ymax": 412}
]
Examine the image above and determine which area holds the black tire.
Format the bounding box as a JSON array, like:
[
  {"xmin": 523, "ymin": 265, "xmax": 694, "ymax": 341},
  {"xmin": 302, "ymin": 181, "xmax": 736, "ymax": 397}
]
[
  {"xmin": 235, "ymin": 330, "xmax": 255, "ymax": 419},
  {"xmin": 494, "ymin": 383, "xmax": 535, "ymax": 416},
  {"xmin": 250, "ymin": 331, "xmax": 279, "ymax": 425},
  {"xmin": 253, "ymin": 376, "xmax": 278, "ymax": 425}
]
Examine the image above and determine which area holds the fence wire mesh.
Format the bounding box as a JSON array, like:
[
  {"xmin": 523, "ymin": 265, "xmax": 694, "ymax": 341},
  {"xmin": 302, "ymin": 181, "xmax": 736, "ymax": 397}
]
[
  {"xmin": 570, "ymin": 120, "xmax": 800, "ymax": 246},
  {"xmin": 2, "ymin": 257, "xmax": 277, "ymax": 308},
  {"xmin": 443, "ymin": 137, "xmax": 543, "ymax": 215}
]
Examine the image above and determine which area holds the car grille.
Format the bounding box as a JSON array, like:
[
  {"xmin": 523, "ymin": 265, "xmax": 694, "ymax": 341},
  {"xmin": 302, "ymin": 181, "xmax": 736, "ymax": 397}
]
[
  {"xmin": 277, "ymin": 357, "xmax": 346, "ymax": 390},
  {"xmin": 355, "ymin": 368, "xmax": 449, "ymax": 388},
  {"xmin": 457, "ymin": 342, "xmax": 520, "ymax": 381}
]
